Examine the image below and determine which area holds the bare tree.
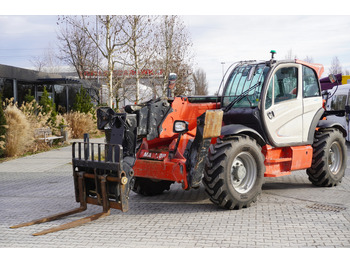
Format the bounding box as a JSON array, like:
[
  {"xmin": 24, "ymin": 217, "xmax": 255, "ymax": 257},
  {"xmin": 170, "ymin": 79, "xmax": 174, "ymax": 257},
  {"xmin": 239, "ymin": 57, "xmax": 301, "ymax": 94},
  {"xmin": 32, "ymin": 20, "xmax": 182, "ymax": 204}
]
[
  {"xmin": 285, "ymin": 49, "xmax": 298, "ymax": 60},
  {"xmin": 57, "ymin": 16, "xmax": 99, "ymax": 79},
  {"xmin": 29, "ymin": 44, "xmax": 62, "ymax": 73},
  {"xmin": 118, "ymin": 15, "xmax": 157, "ymax": 104},
  {"xmin": 62, "ymin": 15, "xmax": 129, "ymax": 109},
  {"xmin": 192, "ymin": 68, "xmax": 208, "ymax": 95},
  {"xmin": 155, "ymin": 15, "xmax": 194, "ymax": 97},
  {"xmin": 57, "ymin": 15, "xmax": 194, "ymax": 107},
  {"xmin": 303, "ymin": 56, "xmax": 314, "ymax": 63},
  {"xmin": 29, "ymin": 55, "xmax": 47, "ymax": 72},
  {"xmin": 329, "ymin": 56, "xmax": 343, "ymax": 75}
]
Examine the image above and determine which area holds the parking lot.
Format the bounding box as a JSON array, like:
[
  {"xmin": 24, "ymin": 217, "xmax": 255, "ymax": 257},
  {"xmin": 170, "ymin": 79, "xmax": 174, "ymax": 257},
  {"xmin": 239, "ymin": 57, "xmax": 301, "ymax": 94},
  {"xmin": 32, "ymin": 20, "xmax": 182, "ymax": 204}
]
[{"xmin": 0, "ymin": 139, "xmax": 349, "ymax": 248}]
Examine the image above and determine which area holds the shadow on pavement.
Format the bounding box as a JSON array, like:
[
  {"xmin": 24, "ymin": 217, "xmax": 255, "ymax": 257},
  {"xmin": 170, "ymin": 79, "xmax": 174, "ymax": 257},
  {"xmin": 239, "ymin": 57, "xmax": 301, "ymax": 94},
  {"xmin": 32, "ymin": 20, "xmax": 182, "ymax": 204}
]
[{"xmin": 262, "ymin": 182, "xmax": 315, "ymax": 190}]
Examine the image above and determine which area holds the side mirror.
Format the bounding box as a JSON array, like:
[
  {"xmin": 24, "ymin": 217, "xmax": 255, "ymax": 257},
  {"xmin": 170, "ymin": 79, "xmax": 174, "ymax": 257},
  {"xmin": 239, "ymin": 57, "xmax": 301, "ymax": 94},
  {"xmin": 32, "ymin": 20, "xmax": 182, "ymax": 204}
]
[
  {"xmin": 168, "ymin": 73, "xmax": 177, "ymax": 90},
  {"xmin": 329, "ymin": 74, "xmax": 337, "ymax": 84},
  {"xmin": 173, "ymin": 120, "xmax": 189, "ymax": 134},
  {"xmin": 167, "ymin": 73, "xmax": 177, "ymax": 98}
]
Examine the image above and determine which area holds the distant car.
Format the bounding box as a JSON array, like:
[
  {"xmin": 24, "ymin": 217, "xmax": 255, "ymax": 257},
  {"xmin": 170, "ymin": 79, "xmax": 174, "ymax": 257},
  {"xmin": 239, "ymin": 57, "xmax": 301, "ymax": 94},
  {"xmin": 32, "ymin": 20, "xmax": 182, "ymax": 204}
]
[{"xmin": 324, "ymin": 83, "xmax": 350, "ymax": 142}]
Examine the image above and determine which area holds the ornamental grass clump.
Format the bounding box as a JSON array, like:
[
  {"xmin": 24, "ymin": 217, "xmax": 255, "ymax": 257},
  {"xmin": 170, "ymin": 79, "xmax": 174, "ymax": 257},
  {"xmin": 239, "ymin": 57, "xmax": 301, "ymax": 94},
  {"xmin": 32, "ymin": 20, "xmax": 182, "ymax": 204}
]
[
  {"xmin": 20, "ymin": 100, "xmax": 68, "ymax": 138},
  {"xmin": 19, "ymin": 100, "xmax": 49, "ymax": 130},
  {"xmin": 4, "ymin": 104, "xmax": 33, "ymax": 157},
  {"xmin": 64, "ymin": 111, "xmax": 98, "ymax": 139},
  {"xmin": 0, "ymin": 94, "xmax": 7, "ymax": 157}
]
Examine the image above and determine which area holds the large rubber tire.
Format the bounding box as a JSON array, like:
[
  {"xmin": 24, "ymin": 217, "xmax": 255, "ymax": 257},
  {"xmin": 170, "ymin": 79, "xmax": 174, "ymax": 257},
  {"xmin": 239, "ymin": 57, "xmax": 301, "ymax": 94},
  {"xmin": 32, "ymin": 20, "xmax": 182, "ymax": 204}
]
[
  {"xmin": 307, "ymin": 129, "xmax": 347, "ymax": 187},
  {"xmin": 203, "ymin": 135, "xmax": 265, "ymax": 210},
  {"xmin": 132, "ymin": 177, "xmax": 173, "ymax": 196}
]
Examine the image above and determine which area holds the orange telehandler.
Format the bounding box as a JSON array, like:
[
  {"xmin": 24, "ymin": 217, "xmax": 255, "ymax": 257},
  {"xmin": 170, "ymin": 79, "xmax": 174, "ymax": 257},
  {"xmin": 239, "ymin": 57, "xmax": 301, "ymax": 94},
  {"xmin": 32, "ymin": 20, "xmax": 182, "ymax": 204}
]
[{"xmin": 11, "ymin": 51, "xmax": 347, "ymax": 235}]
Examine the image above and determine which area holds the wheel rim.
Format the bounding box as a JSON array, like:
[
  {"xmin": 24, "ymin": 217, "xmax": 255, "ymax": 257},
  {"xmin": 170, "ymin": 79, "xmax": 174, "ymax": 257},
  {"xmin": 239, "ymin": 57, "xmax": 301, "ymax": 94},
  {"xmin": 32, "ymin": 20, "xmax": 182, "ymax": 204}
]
[
  {"xmin": 328, "ymin": 141, "xmax": 342, "ymax": 175},
  {"xmin": 230, "ymin": 152, "xmax": 257, "ymax": 194}
]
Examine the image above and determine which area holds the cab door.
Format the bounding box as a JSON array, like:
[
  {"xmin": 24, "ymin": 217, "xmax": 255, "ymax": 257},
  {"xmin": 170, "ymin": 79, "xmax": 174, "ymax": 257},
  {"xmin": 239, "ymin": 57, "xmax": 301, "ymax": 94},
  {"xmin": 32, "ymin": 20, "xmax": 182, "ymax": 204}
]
[
  {"xmin": 301, "ymin": 65, "xmax": 323, "ymax": 142},
  {"xmin": 263, "ymin": 64, "xmax": 303, "ymax": 146}
]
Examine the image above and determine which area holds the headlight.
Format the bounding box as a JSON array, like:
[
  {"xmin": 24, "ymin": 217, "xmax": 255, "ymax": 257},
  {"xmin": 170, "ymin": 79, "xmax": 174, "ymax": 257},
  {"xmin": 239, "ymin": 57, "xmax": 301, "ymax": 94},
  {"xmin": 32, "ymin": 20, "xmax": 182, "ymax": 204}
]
[{"xmin": 173, "ymin": 120, "xmax": 189, "ymax": 133}]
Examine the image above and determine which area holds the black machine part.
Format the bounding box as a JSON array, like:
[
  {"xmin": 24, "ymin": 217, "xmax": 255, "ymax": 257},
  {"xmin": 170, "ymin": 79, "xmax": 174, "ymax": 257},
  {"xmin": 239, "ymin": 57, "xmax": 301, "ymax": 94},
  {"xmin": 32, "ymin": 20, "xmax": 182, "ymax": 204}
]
[
  {"xmin": 97, "ymin": 107, "xmax": 138, "ymax": 166},
  {"xmin": 126, "ymin": 99, "xmax": 171, "ymax": 141},
  {"xmin": 185, "ymin": 113, "xmax": 212, "ymax": 188}
]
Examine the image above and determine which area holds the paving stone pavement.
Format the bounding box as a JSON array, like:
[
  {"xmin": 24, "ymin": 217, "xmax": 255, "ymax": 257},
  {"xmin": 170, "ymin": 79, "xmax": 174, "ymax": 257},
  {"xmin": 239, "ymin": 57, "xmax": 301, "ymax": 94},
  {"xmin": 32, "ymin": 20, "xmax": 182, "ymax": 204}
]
[{"xmin": 0, "ymin": 139, "xmax": 349, "ymax": 248}]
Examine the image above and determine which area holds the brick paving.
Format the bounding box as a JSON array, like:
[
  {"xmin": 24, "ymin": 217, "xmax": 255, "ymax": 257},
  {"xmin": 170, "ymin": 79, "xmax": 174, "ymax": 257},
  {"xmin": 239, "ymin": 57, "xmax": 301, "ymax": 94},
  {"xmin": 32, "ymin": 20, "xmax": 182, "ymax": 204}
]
[{"xmin": 0, "ymin": 139, "xmax": 349, "ymax": 248}]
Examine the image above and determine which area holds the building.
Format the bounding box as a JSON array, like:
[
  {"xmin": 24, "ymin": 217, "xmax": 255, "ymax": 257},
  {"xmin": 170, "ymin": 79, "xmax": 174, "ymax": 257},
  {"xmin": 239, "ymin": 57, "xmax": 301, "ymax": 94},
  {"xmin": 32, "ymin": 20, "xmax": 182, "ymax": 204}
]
[
  {"xmin": 0, "ymin": 64, "xmax": 97, "ymax": 112},
  {"xmin": 0, "ymin": 63, "xmax": 186, "ymax": 111}
]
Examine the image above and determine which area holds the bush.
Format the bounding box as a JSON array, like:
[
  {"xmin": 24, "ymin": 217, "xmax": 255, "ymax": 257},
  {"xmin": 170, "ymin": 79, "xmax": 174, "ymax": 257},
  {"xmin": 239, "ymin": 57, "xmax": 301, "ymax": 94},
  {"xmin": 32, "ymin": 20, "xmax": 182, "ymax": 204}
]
[
  {"xmin": 38, "ymin": 86, "xmax": 58, "ymax": 131},
  {"xmin": 73, "ymin": 86, "xmax": 94, "ymax": 114},
  {"xmin": 24, "ymin": 89, "xmax": 35, "ymax": 103},
  {"xmin": 4, "ymin": 104, "xmax": 33, "ymax": 157},
  {"xmin": 39, "ymin": 86, "xmax": 55, "ymax": 114},
  {"xmin": 0, "ymin": 94, "xmax": 7, "ymax": 157}
]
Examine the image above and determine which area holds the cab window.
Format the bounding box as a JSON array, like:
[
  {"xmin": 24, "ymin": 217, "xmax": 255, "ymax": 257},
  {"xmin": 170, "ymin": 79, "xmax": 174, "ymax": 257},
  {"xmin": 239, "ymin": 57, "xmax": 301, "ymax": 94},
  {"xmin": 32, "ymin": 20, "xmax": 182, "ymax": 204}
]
[
  {"xmin": 223, "ymin": 64, "xmax": 269, "ymax": 108},
  {"xmin": 273, "ymin": 67, "xmax": 298, "ymax": 104},
  {"xmin": 303, "ymin": 66, "xmax": 320, "ymax": 98},
  {"xmin": 265, "ymin": 66, "xmax": 298, "ymax": 109}
]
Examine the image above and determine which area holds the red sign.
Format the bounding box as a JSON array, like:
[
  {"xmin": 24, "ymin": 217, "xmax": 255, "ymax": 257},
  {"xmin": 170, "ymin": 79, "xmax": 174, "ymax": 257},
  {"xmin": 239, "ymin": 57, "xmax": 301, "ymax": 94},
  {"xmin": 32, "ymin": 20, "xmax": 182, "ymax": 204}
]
[{"xmin": 83, "ymin": 69, "xmax": 164, "ymax": 78}]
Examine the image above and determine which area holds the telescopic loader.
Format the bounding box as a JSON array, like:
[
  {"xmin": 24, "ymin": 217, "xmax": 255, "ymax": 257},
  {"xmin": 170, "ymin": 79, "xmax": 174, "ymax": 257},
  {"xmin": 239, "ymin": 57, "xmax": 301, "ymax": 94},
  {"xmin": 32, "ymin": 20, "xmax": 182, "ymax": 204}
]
[{"xmin": 11, "ymin": 51, "xmax": 347, "ymax": 235}]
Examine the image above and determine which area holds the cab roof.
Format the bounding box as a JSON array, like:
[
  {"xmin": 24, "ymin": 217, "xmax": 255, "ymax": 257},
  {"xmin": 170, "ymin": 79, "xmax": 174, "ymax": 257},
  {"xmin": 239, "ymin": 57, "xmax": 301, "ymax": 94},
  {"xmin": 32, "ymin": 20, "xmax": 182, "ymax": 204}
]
[
  {"xmin": 237, "ymin": 59, "xmax": 324, "ymax": 79},
  {"xmin": 295, "ymin": 59, "xmax": 324, "ymax": 78}
]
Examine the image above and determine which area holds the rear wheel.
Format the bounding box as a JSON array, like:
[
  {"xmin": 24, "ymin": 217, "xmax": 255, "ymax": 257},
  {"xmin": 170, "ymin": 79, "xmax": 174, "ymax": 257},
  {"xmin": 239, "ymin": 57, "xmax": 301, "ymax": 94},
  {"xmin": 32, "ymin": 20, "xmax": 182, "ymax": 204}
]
[
  {"xmin": 203, "ymin": 135, "xmax": 265, "ymax": 210},
  {"xmin": 307, "ymin": 129, "xmax": 347, "ymax": 187},
  {"xmin": 132, "ymin": 177, "xmax": 173, "ymax": 196}
]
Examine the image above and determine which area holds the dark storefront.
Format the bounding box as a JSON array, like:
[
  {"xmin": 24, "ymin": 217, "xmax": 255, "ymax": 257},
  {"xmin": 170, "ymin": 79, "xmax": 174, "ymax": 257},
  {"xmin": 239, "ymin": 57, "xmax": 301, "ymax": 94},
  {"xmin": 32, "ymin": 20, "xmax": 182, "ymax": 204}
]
[{"xmin": 0, "ymin": 64, "xmax": 97, "ymax": 112}]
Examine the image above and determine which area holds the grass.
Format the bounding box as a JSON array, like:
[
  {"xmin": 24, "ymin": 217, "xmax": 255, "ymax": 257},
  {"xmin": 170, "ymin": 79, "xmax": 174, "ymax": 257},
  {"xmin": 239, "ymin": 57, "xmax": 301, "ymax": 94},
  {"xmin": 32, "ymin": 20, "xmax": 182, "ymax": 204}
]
[
  {"xmin": 64, "ymin": 111, "xmax": 100, "ymax": 139},
  {"xmin": 1, "ymin": 99, "xmax": 102, "ymax": 159},
  {"xmin": 4, "ymin": 104, "xmax": 33, "ymax": 157}
]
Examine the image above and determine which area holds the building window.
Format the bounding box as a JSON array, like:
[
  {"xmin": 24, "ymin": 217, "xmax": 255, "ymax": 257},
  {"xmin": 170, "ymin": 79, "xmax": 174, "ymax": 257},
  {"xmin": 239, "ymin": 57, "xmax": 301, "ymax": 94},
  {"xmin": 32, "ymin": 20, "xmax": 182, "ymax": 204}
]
[{"xmin": 2, "ymin": 79, "xmax": 13, "ymax": 99}]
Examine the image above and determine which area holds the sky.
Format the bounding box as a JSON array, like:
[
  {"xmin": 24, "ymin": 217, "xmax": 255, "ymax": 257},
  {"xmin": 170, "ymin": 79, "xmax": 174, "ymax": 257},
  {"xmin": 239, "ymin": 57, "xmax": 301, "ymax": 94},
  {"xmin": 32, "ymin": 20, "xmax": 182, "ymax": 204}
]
[
  {"xmin": 183, "ymin": 15, "xmax": 350, "ymax": 93},
  {"xmin": 1, "ymin": 1, "xmax": 350, "ymax": 95}
]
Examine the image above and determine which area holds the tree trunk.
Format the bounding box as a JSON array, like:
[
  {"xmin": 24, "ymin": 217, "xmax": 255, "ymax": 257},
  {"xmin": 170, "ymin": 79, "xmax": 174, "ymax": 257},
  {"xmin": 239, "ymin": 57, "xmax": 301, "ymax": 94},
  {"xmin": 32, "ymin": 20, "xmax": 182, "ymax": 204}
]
[
  {"xmin": 108, "ymin": 57, "xmax": 114, "ymax": 108},
  {"xmin": 135, "ymin": 54, "xmax": 139, "ymax": 103}
]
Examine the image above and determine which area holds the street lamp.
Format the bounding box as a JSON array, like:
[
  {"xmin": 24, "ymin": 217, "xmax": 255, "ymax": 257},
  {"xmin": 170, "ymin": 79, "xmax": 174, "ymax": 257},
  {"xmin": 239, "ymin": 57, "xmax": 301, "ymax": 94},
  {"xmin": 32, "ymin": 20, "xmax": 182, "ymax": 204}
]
[{"xmin": 221, "ymin": 62, "xmax": 225, "ymax": 77}]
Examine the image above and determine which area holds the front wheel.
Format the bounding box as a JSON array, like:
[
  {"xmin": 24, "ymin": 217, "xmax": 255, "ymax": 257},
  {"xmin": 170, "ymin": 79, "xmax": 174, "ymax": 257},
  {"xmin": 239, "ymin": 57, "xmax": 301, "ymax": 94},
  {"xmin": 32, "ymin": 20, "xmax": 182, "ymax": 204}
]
[
  {"xmin": 203, "ymin": 135, "xmax": 265, "ymax": 210},
  {"xmin": 307, "ymin": 129, "xmax": 347, "ymax": 187}
]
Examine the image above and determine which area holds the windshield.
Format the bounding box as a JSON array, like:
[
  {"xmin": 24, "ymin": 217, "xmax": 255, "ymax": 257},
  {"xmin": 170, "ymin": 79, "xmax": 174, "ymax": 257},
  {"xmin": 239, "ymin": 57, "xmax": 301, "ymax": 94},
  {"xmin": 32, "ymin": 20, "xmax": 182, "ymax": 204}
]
[{"xmin": 222, "ymin": 63, "xmax": 270, "ymax": 108}]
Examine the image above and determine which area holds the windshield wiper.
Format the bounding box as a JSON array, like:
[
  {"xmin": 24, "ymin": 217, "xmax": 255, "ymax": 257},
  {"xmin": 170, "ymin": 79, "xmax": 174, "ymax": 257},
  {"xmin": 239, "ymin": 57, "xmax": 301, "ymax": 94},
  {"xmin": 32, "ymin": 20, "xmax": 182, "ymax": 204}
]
[{"xmin": 223, "ymin": 81, "xmax": 261, "ymax": 112}]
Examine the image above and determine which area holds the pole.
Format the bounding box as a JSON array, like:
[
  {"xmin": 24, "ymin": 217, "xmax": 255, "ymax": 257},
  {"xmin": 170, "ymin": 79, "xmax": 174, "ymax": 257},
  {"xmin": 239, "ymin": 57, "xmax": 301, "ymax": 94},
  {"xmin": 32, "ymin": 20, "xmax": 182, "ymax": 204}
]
[
  {"xmin": 221, "ymin": 62, "xmax": 225, "ymax": 77},
  {"xmin": 96, "ymin": 16, "xmax": 101, "ymax": 104}
]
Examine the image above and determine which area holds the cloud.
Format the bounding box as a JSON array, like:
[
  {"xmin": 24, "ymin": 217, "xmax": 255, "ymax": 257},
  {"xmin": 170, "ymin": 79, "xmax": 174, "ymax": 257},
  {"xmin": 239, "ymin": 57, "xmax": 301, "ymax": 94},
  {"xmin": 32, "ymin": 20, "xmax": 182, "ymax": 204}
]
[
  {"xmin": 0, "ymin": 16, "xmax": 58, "ymax": 67},
  {"xmin": 0, "ymin": 16, "xmax": 57, "ymax": 38},
  {"xmin": 183, "ymin": 15, "xmax": 350, "ymax": 94},
  {"xmin": 1, "ymin": 14, "xmax": 350, "ymax": 94}
]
